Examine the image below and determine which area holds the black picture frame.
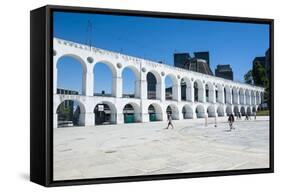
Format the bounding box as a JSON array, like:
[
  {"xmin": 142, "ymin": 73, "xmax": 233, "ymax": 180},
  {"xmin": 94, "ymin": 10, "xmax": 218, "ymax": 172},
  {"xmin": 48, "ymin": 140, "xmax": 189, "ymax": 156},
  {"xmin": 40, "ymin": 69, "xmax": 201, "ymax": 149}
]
[{"xmin": 30, "ymin": 5, "xmax": 274, "ymax": 187}]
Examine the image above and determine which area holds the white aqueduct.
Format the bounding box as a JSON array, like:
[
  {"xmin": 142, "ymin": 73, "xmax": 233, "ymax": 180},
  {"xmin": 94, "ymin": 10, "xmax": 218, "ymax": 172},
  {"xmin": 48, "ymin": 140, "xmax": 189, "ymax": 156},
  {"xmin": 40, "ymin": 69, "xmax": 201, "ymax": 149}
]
[{"xmin": 53, "ymin": 38, "xmax": 265, "ymax": 128}]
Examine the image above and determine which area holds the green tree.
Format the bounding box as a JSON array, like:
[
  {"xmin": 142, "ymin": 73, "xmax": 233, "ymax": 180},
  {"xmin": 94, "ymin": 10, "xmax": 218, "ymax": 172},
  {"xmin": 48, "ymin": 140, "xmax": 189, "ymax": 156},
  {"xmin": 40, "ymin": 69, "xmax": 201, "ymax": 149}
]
[{"xmin": 252, "ymin": 62, "xmax": 266, "ymax": 86}]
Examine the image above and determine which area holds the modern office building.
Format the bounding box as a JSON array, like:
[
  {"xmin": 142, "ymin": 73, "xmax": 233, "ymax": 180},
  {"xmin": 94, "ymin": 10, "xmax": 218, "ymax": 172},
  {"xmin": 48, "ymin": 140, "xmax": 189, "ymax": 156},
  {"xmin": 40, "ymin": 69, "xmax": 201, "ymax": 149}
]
[
  {"xmin": 215, "ymin": 64, "xmax": 233, "ymax": 80},
  {"xmin": 194, "ymin": 51, "xmax": 210, "ymax": 66},
  {"xmin": 189, "ymin": 58, "xmax": 213, "ymax": 75},
  {"xmin": 174, "ymin": 53, "xmax": 191, "ymax": 69},
  {"xmin": 173, "ymin": 52, "xmax": 213, "ymax": 75}
]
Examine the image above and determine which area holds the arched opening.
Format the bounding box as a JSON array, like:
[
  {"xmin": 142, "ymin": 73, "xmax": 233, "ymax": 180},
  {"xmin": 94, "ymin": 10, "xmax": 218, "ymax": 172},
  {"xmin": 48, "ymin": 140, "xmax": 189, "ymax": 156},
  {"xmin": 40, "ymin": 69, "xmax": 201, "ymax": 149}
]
[
  {"xmin": 94, "ymin": 102, "xmax": 117, "ymax": 125},
  {"xmin": 181, "ymin": 78, "xmax": 192, "ymax": 101},
  {"xmin": 166, "ymin": 104, "xmax": 179, "ymax": 120},
  {"xmin": 57, "ymin": 56, "xmax": 85, "ymax": 95},
  {"xmin": 94, "ymin": 62, "xmax": 115, "ymax": 97},
  {"xmin": 239, "ymin": 89, "xmax": 245, "ymax": 104},
  {"xmin": 251, "ymin": 91, "xmax": 256, "ymax": 105},
  {"xmin": 224, "ymin": 86, "xmax": 231, "ymax": 104},
  {"xmin": 205, "ymin": 84, "xmax": 209, "ymax": 102},
  {"xmin": 148, "ymin": 103, "xmax": 163, "ymax": 121},
  {"xmin": 181, "ymin": 78, "xmax": 186, "ymax": 101},
  {"xmin": 256, "ymin": 92, "xmax": 260, "ymax": 104},
  {"xmin": 205, "ymin": 82, "xmax": 214, "ymax": 103},
  {"xmin": 207, "ymin": 105, "xmax": 216, "ymax": 117},
  {"xmin": 216, "ymin": 84, "xmax": 224, "ymax": 103},
  {"xmin": 195, "ymin": 105, "xmax": 205, "ymax": 118},
  {"xmin": 252, "ymin": 106, "xmax": 257, "ymax": 112},
  {"xmin": 217, "ymin": 106, "xmax": 224, "ymax": 117},
  {"xmin": 56, "ymin": 100, "xmax": 85, "ymax": 127},
  {"xmin": 232, "ymin": 89, "xmax": 235, "ymax": 104},
  {"xmin": 241, "ymin": 107, "xmax": 246, "ymax": 116},
  {"xmin": 226, "ymin": 106, "xmax": 232, "ymax": 115},
  {"xmin": 165, "ymin": 75, "xmax": 173, "ymax": 100},
  {"xmin": 224, "ymin": 88, "xmax": 227, "ymax": 103},
  {"xmin": 147, "ymin": 71, "xmax": 161, "ymax": 100},
  {"xmin": 247, "ymin": 107, "xmax": 252, "ymax": 115},
  {"xmin": 122, "ymin": 66, "xmax": 140, "ymax": 98},
  {"xmin": 123, "ymin": 103, "xmax": 141, "ymax": 123},
  {"xmin": 232, "ymin": 88, "xmax": 239, "ymax": 104},
  {"xmin": 182, "ymin": 105, "xmax": 193, "ymax": 119},
  {"xmin": 194, "ymin": 80, "xmax": 204, "ymax": 102},
  {"xmin": 234, "ymin": 106, "xmax": 239, "ymax": 116},
  {"xmin": 245, "ymin": 90, "xmax": 250, "ymax": 105}
]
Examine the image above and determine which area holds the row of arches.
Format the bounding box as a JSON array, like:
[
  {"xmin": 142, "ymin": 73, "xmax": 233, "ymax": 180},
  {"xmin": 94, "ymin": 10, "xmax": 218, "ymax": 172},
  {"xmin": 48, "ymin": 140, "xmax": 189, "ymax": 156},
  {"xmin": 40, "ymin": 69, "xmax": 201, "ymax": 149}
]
[
  {"xmin": 55, "ymin": 55, "xmax": 263, "ymax": 105},
  {"xmin": 55, "ymin": 99, "xmax": 257, "ymax": 127}
]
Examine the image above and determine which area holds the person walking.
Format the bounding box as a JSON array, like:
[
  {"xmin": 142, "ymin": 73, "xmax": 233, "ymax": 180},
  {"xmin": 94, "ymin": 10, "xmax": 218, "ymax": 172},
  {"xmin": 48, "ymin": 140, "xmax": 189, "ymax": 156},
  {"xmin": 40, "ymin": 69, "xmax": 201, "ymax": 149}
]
[
  {"xmin": 165, "ymin": 114, "xmax": 174, "ymax": 129},
  {"xmin": 228, "ymin": 113, "xmax": 235, "ymax": 131}
]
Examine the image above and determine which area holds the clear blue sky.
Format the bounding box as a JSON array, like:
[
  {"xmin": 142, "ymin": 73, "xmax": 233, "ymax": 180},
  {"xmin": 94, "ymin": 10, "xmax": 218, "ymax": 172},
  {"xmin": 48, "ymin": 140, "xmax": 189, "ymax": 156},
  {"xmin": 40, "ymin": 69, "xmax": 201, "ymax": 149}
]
[{"xmin": 54, "ymin": 11, "xmax": 269, "ymax": 94}]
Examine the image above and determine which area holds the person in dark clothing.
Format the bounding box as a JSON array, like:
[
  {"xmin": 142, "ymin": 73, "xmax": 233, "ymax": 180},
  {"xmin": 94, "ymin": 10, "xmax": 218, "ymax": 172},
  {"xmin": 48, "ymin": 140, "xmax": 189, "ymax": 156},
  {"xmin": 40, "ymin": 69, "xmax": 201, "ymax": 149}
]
[
  {"xmin": 165, "ymin": 114, "xmax": 174, "ymax": 129},
  {"xmin": 228, "ymin": 113, "xmax": 235, "ymax": 131}
]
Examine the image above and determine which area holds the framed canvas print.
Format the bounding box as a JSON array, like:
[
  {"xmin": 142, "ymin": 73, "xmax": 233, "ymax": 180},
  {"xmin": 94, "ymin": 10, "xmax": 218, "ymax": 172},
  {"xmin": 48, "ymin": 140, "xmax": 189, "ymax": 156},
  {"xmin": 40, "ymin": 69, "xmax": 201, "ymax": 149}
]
[{"xmin": 30, "ymin": 5, "xmax": 274, "ymax": 187}]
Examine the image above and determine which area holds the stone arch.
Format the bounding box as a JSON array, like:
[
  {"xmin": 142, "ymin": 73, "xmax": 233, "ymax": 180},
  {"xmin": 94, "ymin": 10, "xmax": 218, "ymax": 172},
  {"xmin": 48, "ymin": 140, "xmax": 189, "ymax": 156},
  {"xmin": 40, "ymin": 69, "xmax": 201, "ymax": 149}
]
[
  {"xmin": 56, "ymin": 55, "xmax": 87, "ymax": 95},
  {"xmin": 224, "ymin": 85, "xmax": 231, "ymax": 104},
  {"xmin": 256, "ymin": 91, "xmax": 260, "ymax": 104},
  {"xmin": 56, "ymin": 54, "xmax": 87, "ymax": 72},
  {"xmin": 123, "ymin": 102, "xmax": 141, "ymax": 123},
  {"xmin": 94, "ymin": 101, "xmax": 117, "ymax": 125},
  {"xmin": 240, "ymin": 106, "xmax": 246, "ymax": 116},
  {"xmin": 93, "ymin": 60, "xmax": 117, "ymax": 76},
  {"xmin": 148, "ymin": 103, "xmax": 163, "ymax": 121},
  {"xmin": 234, "ymin": 106, "xmax": 239, "ymax": 116},
  {"xmin": 251, "ymin": 90, "xmax": 256, "ymax": 105},
  {"xmin": 147, "ymin": 70, "xmax": 162, "ymax": 100},
  {"xmin": 207, "ymin": 105, "xmax": 216, "ymax": 117},
  {"xmin": 165, "ymin": 74, "xmax": 178, "ymax": 101},
  {"xmin": 245, "ymin": 90, "xmax": 251, "ymax": 105},
  {"xmin": 217, "ymin": 105, "xmax": 225, "ymax": 117},
  {"xmin": 56, "ymin": 99, "xmax": 86, "ymax": 127},
  {"xmin": 205, "ymin": 82, "xmax": 215, "ymax": 103},
  {"xmin": 226, "ymin": 105, "xmax": 233, "ymax": 115},
  {"xmin": 181, "ymin": 77, "xmax": 192, "ymax": 101},
  {"xmin": 216, "ymin": 83, "xmax": 224, "ymax": 103},
  {"xmin": 195, "ymin": 104, "xmax": 205, "ymax": 118},
  {"xmin": 239, "ymin": 88, "xmax": 245, "ymax": 104},
  {"xmin": 232, "ymin": 87, "xmax": 239, "ymax": 104},
  {"xmin": 182, "ymin": 104, "xmax": 193, "ymax": 119},
  {"xmin": 194, "ymin": 79, "xmax": 204, "ymax": 102},
  {"xmin": 93, "ymin": 61, "xmax": 118, "ymax": 97},
  {"xmin": 166, "ymin": 104, "xmax": 179, "ymax": 120},
  {"xmin": 121, "ymin": 65, "xmax": 141, "ymax": 98},
  {"xmin": 247, "ymin": 106, "xmax": 252, "ymax": 115}
]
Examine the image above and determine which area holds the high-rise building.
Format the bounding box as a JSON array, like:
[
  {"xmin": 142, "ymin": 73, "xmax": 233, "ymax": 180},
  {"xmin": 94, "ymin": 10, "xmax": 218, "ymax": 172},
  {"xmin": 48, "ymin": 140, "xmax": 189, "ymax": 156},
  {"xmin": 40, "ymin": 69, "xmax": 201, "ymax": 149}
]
[
  {"xmin": 215, "ymin": 64, "xmax": 233, "ymax": 80},
  {"xmin": 174, "ymin": 53, "xmax": 191, "ymax": 69},
  {"xmin": 173, "ymin": 52, "xmax": 213, "ymax": 75},
  {"xmin": 189, "ymin": 58, "xmax": 213, "ymax": 75},
  {"xmin": 194, "ymin": 51, "xmax": 210, "ymax": 66}
]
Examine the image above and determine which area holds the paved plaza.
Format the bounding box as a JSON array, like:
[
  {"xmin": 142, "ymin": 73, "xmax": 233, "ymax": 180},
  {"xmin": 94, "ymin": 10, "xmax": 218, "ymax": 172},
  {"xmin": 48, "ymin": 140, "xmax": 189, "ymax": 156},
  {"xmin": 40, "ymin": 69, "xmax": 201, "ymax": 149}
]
[{"xmin": 53, "ymin": 116, "xmax": 270, "ymax": 181}]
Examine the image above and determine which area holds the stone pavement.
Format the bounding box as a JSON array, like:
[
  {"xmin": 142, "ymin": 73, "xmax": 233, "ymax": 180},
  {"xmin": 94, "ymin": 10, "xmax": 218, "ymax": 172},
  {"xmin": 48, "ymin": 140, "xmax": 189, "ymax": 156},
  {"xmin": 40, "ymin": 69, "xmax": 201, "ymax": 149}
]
[{"xmin": 53, "ymin": 116, "xmax": 270, "ymax": 181}]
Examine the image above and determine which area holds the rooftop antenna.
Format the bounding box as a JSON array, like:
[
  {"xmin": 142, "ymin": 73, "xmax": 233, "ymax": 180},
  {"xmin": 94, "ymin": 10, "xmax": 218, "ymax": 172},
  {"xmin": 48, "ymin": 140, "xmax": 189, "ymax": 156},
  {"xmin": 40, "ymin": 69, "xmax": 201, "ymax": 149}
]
[{"xmin": 86, "ymin": 19, "xmax": 93, "ymax": 50}]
